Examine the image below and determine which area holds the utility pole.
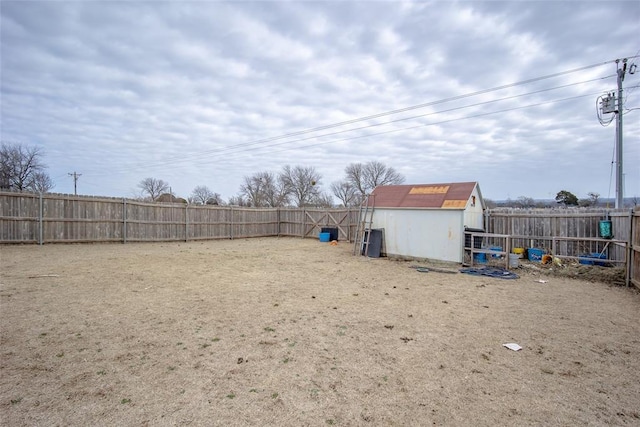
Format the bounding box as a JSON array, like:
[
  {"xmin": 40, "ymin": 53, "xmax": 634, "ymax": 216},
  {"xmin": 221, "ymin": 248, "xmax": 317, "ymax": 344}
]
[
  {"xmin": 599, "ymin": 58, "xmax": 636, "ymax": 208},
  {"xmin": 68, "ymin": 171, "xmax": 81, "ymax": 196},
  {"xmin": 615, "ymin": 59, "xmax": 627, "ymax": 209}
]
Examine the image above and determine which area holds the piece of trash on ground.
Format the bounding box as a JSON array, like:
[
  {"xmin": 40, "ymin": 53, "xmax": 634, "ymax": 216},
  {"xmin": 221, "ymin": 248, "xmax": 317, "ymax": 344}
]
[
  {"xmin": 412, "ymin": 267, "xmax": 458, "ymax": 274},
  {"xmin": 535, "ymin": 279, "xmax": 548, "ymax": 283},
  {"xmin": 459, "ymin": 266, "xmax": 518, "ymax": 280},
  {"xmin": 503, "ymin": 343, "xmax": 522, "ymax": 351}
]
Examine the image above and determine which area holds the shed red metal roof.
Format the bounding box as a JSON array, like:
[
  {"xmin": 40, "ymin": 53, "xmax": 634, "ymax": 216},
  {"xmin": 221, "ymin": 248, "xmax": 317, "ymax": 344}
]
[{"xmin": 370, "ymin": 182, "xmax": 478, "ymax": 209}]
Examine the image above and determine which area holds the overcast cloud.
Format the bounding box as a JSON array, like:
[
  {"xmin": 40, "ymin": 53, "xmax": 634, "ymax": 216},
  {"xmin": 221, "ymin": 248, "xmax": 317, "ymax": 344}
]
[{"xmin": 1, "ymin": 1, "xmax": 639, "ymax": 203}]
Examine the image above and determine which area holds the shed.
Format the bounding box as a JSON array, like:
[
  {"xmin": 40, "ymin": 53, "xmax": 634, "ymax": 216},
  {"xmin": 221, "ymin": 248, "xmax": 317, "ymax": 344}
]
[{"xmin": 369, "ymin": 182, "xmax": 485, "ymax": 263}]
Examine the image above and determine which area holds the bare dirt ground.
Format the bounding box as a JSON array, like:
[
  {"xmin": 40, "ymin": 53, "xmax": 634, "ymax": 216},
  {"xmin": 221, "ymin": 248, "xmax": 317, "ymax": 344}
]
[{"xmin": 1, "ymin": 237, "xmax": 639, "ymax": 426}]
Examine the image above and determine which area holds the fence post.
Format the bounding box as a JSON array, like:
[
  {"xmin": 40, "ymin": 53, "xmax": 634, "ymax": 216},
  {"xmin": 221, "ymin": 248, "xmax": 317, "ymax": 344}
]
[
  {"xmin": 230, "ymin": 206, "xmax": 234, "ymax": 240},
  {"xmin": 39, "ymin": 192, "xmax": 43, "ymax": 245},
  {"xmin": 122, "ymin": 198, "xmax": 127, "ymax": 244},
  {"xmin": 302, "ymin": 209, "xmax": 306, "ymax": 238},
  {"xmin": 185, "ymin": 204, "xmax": 189, "ymax": 242},
  {"xmin": 277, "ymin": 208, "xmax": 281, "ymax": 237},
  {"xmin": 626, "ymin": 208, "xmax": 632, "ymax": 287}
]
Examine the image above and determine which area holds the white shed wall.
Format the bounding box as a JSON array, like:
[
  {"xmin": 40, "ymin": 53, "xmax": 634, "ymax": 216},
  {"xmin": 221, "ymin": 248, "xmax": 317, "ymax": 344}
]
[
  {"xmin": 371, "ymin": 209, "xmax": 464, "ymax": 262},
  {"xmin": 463, "ymin": 186, "xmax": 485, "ymax": 229}
]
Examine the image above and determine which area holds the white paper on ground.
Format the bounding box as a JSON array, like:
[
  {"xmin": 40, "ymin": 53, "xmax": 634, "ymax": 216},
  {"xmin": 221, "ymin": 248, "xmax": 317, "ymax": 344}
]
[{"xmin": 503, "ymin": 343, "xmax": 522, "ymax": 351}]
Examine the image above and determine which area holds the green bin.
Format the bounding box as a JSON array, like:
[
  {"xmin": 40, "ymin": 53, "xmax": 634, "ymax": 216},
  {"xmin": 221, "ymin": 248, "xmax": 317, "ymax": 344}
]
[{"xmin": 598, "ymin": 220, "xmax": 612, "ymax": 239}]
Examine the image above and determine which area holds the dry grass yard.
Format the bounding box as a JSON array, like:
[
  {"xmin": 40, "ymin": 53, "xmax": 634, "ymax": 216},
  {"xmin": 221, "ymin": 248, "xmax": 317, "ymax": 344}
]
[{"xmin": 1, "ymin": 237, "xmax": 639, "ymax": 426}]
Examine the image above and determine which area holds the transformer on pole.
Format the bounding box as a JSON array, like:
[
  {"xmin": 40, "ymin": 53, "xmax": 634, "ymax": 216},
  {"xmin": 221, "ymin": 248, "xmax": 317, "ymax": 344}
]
[{"xmin": 598, "ymin": 58, "xmax": 636, "ymax": 209}]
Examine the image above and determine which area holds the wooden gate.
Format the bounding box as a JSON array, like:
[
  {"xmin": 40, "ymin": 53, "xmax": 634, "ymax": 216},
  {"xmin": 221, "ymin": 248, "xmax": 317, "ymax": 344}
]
[{"xmin": 631, "ymin": 207, "xmax": 640, "ymax": 289}]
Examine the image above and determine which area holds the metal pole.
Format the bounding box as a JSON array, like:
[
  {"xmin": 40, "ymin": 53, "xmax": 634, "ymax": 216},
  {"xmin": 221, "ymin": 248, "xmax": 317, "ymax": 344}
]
[
  {"xmin": 615, "ymin": 60, "xmax": 626, "ymax": 209},
  {"xmin": 39, "ymin": 192, "xmax": 43, "ymax": 245},
  {"xmin": 123, "ymin": 198, "xmax": 127, "ymax": 244}
]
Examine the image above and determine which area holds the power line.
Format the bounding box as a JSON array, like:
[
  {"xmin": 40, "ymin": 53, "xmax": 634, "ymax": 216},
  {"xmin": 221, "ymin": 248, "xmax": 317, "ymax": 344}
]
[
  {"xmin": 102, "ymin": 91, "xmax": 605, "ymax": 175},
  {"xmin": 222, "ymin": 92, "xmax": 603, "ymax": 161},
  {"xmin": 86, "ymin": 70, "xmax": 618, "ymax": 177},
  {"xmin": 197, "ymin": 84, "xmax": 612, "ymax": 161},
  {"xmin": 85, "ymin": 60, "xmax": 615, "ymax": 174}
]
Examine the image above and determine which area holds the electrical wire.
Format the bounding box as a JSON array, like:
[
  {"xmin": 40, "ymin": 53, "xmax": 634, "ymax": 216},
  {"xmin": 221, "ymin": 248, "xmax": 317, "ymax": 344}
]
[
  {"xmin": 607, "ymin": 131, "xmax": 616, "ymax": 208},
  {"xmin": 84, "ymin": 74, "xmax": 616, "ymax": 177},
  {"xmin": 225, "ymin": 92, "xmax": 604, "ymax": 161},
  {"xmin": 96, "ymin": 91, "xmax": 601, "ymax": 172},
  {"xmin": 82, "ymin": 59, "xmax": 621, "ymax": 176}
]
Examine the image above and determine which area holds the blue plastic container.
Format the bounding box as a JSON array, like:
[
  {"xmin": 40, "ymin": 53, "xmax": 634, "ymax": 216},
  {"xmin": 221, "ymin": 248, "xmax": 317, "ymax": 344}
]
[
  {"xmin": 474, "ymin": 253, "xmax": 487, "ymax": 263},
  {"xmin": 528, "ymin": 248, "xmax": 544, "ymax": 262},
  {"xmin": 579, "ymin": 252, "xmax": 607, "ymax": 266},
  {"xmin": 319, "ymin": 232, "xmax": 331, "ymax": 242},
  {"xmin": 489, "ymin": 246, "xmax": 502, "ymax": 258}
]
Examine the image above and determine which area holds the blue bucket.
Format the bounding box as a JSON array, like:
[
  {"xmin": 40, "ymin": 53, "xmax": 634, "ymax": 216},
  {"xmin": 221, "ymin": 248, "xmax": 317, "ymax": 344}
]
[
  {"xmin": 489, "ymin": 246, "xmax": 502, "ymax": 258},
  {"xmin": 474, "ymin": 253, "xmax": 487, "ymax": 263},
  {"xmin": 319, "ymin": 232, "xmax": 331, "ymax": 242}
]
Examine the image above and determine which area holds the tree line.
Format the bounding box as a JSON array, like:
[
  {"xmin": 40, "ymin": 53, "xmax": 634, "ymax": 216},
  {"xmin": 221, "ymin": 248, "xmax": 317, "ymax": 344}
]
[
  {"xmin": 0, "ymin": 143, "xmax": 54, "ymax": 193},
  {"xmin": 4, "ymin": 142, "xmax": 636, "ymax": 208},
  {"xmin": 137, "ymin": 161, "xmax": 405, "ymax": 207}
]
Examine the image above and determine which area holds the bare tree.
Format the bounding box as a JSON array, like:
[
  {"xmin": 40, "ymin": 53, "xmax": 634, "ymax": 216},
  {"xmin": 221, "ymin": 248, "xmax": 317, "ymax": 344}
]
[
  {"xmin": 344, "ymin": 161, "xmax": 405, "ymax": 196},
  {"xmin": 311, "ymin": 192, "xmax": 335, "ymax": 208},
  {"xmin": 344, "ymin": 163, "xmax": 366, "ymax": 195},
  {"xmin": 280, "ymin": 165, "xmax": 321, "ymax": 207},
  {"xmin": 156, "ymin": 193, "xmax": 187, "ymax": 204},
  {"xmin": 484, "ymin": 198, "xmax": 498, "ymax": 209},
  {"xmin": 138, "ymin": 177, "xmax": 169, "ymax": 201},
  {"xmin": 206, "ymin": 194, "xmax": 223, "ymax": 205},
  {"xmin": 29, "ymin": 172, "xmax": 55, "ymax": 193},
  {"xmin": 363, "ymin": 160, "xmax": 405, "ymax": 189},
  {"xmin": 0, "ymin": 142, "xmax": 49, "ymax": 191},
  {"xmin": 240, "ymin": 171, "xmax": 290, "ymax": 207},
  {"xmin": 240, "ymin": 174, "xmax": 264, "ymax": 207},
  {"xmin": 190, "ymin": 185, "xmax": 222, "ymax": 205},
  {"xmin": 330, "ymin": 180, "xmax": 357, "ymax": 207},
  {"xmin": 227, "ymin": 194, "xmax": 250, "ymax": 206},
  {"xmin": 515, "ymin": 196, "xmax": 536, "ymax": 208}
]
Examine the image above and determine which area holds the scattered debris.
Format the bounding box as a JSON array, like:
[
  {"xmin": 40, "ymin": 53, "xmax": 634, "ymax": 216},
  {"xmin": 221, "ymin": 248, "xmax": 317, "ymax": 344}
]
[
  {"xmin": 503, "ymin": 343, "xmax": 522, "ymax": 351},
  {"xmin": 400, "ymin": 337, "xmax": 414, "ymax": 343},
  {"xmin": 384, "ymin": 325, "xmax": 394, "ymax": 329},
  {"xmin": 411, "ymin": 266, "xmax": 458, "ymax": 274},
  {"xmin": 535, "ymin": 279, "xmax": 548, "ymax": 284},
  {"xmin": 460, "ymin": 267, "xmax": 519, "ymax": 280}
]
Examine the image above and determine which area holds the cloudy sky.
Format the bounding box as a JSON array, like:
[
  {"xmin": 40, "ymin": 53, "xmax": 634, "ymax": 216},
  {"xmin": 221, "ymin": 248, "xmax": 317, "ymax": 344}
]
[{"xmin": 1, "ymin": 1, "xmax": 639, "ymax": 203}]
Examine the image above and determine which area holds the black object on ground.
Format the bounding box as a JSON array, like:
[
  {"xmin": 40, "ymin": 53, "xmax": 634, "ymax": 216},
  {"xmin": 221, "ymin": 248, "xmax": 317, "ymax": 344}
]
[{"xmin": 459, "ymin": 266, "xmax": 519, "ymax": 280}]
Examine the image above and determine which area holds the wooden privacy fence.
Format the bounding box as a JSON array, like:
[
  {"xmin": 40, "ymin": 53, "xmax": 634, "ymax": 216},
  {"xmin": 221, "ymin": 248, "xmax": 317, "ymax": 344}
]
[
  {"xmin": 1, "ymin": 192, "xmax": 638, "ymax": 287},
  {"xmin": 486, "ymin": 208, "xmax": 633, "ymax": 263},
  {"xmin": 0, "ymin": 191, "xmax": 359, "ymax": 244},
  {"xmin": 632, "ymin": 207, "xmax": 640, "ymax": 289}
]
